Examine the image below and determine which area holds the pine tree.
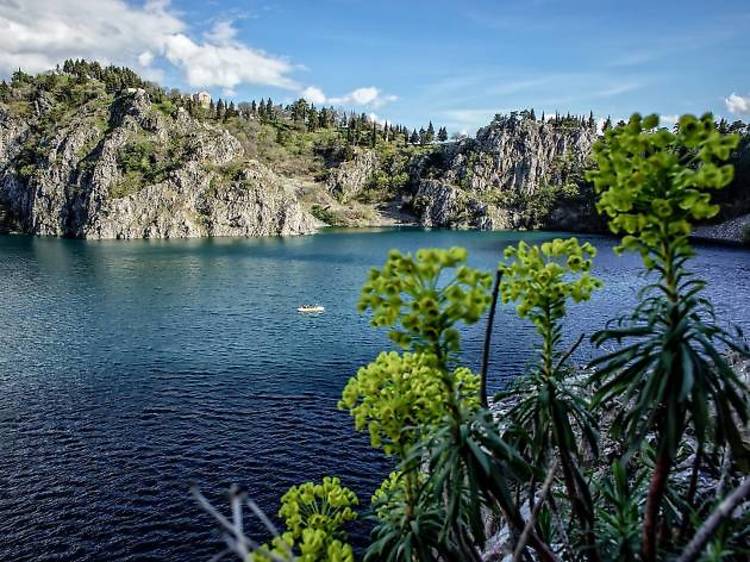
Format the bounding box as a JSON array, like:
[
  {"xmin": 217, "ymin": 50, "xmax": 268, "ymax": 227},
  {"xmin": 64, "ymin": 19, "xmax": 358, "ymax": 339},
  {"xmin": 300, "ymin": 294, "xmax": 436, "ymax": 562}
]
[
  {"xmin": 437, "ymin": 126, "xmax": 448, "ymax": 142},
  {"xmin": 319, "ymin": 107, "xmax": 329, "ymax": 128},
  {"xmin": 602, "ymin": 116, "xmax": 613, "ymax": 131},
  {"xmin": 216, "ymin": 99, "xmax": 226, "ymax": 120},
  {"xmin": 209, "ymin": 99, "xmax": 216, "ymax": 118},
  {"xmin": 371, "ymin": 121, "xmax": 377, "ymax": 147},
  {"xmin": 250, "ymin": 100, "xmax": 257, "ymax": 115},
  {"xmin": 419, "ymin": 127, "xmax": 427, "ymax": 145},
  {"xmin": 348, "ymin": 115, "xmax": 358, "ymax": 145},
  {"xmin": 530, "ymin": 108, "xmax": 536, "ymax": 121},
  {"xmin": 426, "ymin": 121, "xmax": 435, "ymax": 143},
  {"xmin": 541, "ymin": 111, "xmax": 545, "ymax": 123},
  {"xmin": 307, "ymin": 106, "xmax": 319, "ymax": 131},
  {"xmin": 588, "ymin": 111, "xmax": 595, "ymax": 129},
  {"xmin": 409, "ymin": 129, "xmax": 419, "ymax": 144}
]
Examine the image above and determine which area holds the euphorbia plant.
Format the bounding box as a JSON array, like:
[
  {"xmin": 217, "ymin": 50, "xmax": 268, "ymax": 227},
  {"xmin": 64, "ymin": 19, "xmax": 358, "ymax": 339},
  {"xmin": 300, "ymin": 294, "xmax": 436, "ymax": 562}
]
[
  {"xmin": 353, "ymin": 247, "xmax": 554, "ymax": 562},
  {"xmin": 357, "ymin": 247, "xmax": 493, "ymax": 366},
  {"xmin": 252, "ymin": 477, "xmax": 359, "ymax": 562},
  {"xmin": 586, "ymin": 113, "xmax": 749, "ymax": 561},
  {"xmin": 498, "ymin": 237, "xmax": 603, "ymax": 561}
]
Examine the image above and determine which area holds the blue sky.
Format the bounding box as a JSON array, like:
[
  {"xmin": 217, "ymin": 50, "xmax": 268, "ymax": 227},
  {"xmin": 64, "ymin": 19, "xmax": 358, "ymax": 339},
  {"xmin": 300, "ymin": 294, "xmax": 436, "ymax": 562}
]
[{"xmin": 3, "ymin": 0, "xmax": 750, "ymax": 132}]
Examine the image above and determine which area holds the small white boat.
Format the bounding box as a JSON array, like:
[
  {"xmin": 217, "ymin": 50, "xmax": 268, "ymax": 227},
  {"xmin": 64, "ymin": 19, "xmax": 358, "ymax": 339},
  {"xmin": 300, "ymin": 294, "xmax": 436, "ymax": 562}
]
[{"xmin": 297, "ymin": 304, "xmax": 325, "ymax": 313}]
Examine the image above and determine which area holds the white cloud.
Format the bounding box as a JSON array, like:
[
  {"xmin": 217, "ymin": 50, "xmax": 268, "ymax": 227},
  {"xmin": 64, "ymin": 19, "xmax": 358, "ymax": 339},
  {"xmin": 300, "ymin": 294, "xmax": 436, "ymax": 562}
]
[
  {"xmin": 0, "ymin": 0, "xmax": 183, "ymax": 74},
  {"xmin": 138, "ymin": 51, "xmax": 154, "ymax": 67},
  {"xmin": 298, "ymin": 85, "xmax": 397, "ymax": 108},
  {"xmin": 329, "ymin": 87, "xmax": 397, "ymax": 108},
  {"xmin": 659, "ymin": 114, "xmax": 679, "ymax": 127},
  {"xmin": 162, "ymin": 32, "xmax": 297, "ymax": 90},
  {"xmin": 0, "ymin": 0, "xmax": 298, "ymax": 91},
  {"xmin": 301, "ymin": 86, "xmax": 327, "ymax": 105},
  {"xmin": 204, "ymin": 20, "xmax": 237, "ymax": 45},
  {"xmin": 725, "ymin": 93, "xmax": 750, "ymax": 115}
]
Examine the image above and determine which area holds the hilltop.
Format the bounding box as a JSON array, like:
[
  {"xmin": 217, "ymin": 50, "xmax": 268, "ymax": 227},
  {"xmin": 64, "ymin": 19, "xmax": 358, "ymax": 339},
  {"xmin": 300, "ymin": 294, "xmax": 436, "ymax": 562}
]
[{"xmin": 0, "ymin": 60, "xmax": 748, "ymax": 239}]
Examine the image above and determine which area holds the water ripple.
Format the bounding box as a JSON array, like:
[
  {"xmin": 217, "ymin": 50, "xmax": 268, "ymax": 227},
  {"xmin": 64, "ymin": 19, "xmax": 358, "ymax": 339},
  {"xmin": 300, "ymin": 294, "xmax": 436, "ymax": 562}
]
[{"xmin": 0, "ymin": 230, "xmax": 748, "ymax": 561}]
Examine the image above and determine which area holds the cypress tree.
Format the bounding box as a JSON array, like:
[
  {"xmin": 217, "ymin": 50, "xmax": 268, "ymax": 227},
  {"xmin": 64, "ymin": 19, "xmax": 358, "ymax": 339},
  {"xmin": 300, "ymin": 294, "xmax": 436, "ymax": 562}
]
[
  {"xmin": 307, "ymin": 106, "xmax": 319, "ymax": 130},
  {"xmin": 426, "ymin": 121, "xmax": 435, "ymax": 143}
]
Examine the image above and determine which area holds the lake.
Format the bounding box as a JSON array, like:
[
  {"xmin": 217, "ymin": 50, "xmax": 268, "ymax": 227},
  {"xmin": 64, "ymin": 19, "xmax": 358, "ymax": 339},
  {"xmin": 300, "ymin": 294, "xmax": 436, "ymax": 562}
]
[{"xmin": 0, "ymin": 228, "xmax": 748, "ymax": 561}]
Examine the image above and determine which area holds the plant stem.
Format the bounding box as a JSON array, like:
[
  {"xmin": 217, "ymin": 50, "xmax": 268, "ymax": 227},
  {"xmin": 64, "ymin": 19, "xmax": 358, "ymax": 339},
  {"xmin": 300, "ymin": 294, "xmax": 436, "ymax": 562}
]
[
  {"xmin": 556, "ymin": 438, "xmax": 601, "ymax": 562},
  {"xmin": 642, "ymin": 446, "xmax": 672, "ymax": 562},
  {"xmin": 642, "ymin": 234, "xmax": 683, "ymax": 562},
  {"xmin": 480, "ymin": 269, "xmax": 502, "ymax": 408},
  {"xmin": 679, "ymin": 443, "xmax": 703, "ymax": 540}
]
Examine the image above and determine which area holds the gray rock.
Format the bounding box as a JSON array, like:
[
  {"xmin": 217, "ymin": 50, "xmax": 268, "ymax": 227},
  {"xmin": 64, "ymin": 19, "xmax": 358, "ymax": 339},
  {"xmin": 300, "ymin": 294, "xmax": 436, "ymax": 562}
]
[
  {"xmin": 326, "ymin": 149, "xmax": 379, "ymax": 202},
  {"xmin": 0, "ymin": 89, "xmax": 316, "ymax": 239},
  {"xmin": 414, "ymin": 179, "xmax": 510, "ymax": 230},
  {"xmin": 411, "ymin": 114, "xmax": 598, "ymax": 230}
]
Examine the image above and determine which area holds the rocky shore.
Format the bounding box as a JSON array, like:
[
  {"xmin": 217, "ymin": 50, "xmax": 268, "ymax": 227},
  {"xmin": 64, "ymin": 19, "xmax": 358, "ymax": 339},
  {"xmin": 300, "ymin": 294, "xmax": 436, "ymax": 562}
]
[{"xmin": 693, "ymin": 213, "xmax": 750, "ymax": 245}]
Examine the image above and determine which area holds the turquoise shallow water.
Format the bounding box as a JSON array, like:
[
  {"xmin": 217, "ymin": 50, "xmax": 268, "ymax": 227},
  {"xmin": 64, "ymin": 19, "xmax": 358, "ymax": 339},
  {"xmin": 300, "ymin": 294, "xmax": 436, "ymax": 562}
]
[{"xmin": 0, "ymin": 228, "xmax": 748, "ymax": 561}]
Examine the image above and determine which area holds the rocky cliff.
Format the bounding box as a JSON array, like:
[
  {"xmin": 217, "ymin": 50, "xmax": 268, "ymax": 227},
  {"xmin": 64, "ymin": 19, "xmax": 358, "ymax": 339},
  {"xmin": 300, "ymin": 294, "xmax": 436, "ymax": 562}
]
[
  {"xmin": 410, "ymin": 113, "xmax": 599, "ymax": 230},
  {"xmin": 0, "ymin": 86, "xmax": 317, "ymax": 239}
]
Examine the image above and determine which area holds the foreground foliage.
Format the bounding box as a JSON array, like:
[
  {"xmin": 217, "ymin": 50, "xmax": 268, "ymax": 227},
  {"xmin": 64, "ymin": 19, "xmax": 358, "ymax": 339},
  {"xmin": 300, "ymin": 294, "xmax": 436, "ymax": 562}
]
[{"xmin": 200, "ymin": 114, "xmax": 750, "ymax": 561}]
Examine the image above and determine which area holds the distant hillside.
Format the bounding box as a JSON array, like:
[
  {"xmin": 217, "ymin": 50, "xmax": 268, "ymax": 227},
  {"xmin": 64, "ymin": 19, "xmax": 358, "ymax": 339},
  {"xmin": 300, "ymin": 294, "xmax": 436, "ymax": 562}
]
[{"xmin": 1, "ymin": 60, "xmax": 747, "ymax": 239}]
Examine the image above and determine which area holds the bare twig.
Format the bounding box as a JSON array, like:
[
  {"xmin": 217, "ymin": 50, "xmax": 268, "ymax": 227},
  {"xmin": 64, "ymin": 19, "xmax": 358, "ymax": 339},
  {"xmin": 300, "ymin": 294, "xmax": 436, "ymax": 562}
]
[
  {"xmin": 192, "ymin": 486, "xmax": 292, "ymax": 562},
  {"xmin": 553, "ymin": 333, "xmax": 585, "ymax": 375},
  {"xmin": 480, "ymin": 269, "xmax": 502, "ymax": 408},
  {"xmin": 513, "ymin": 460, "xmax": 558, "ymax": 562},
  {"xmin": 675, "ymin": 476, "xmax": 750, "ymax": 562}
]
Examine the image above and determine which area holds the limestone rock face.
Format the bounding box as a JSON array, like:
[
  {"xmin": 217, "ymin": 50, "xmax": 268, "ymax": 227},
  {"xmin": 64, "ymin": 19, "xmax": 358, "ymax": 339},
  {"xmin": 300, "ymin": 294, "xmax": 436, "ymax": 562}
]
[
  {"xmin": 326, "ymin": 149, "xmax": 379, "ymax": 202},
  {"xmin": 414, "ymin": 180, "xmax": 510, "ymax": 230},
  {"xmin": 411, "ymin": 114, "xmax": 598, "ymax": 230},
  {"xmin": 0, "ymin": 90, "xmax": 316, "ymax": 239}
]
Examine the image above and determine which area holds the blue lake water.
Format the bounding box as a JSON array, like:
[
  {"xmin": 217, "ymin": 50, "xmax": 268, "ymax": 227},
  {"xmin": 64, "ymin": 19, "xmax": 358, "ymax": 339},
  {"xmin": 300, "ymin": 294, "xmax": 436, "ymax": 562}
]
[{"xmin": 0, "ymin": 228, "xmax": 748, "ymax": 561}]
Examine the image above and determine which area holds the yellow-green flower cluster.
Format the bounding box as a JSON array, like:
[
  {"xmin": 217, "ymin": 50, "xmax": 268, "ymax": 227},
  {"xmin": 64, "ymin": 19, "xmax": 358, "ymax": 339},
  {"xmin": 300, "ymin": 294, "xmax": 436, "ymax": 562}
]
[
  {"xmin": 358, "ymin": 247, "xmax": 493, "ymax": 356},
  {"xmin": 587, "ymin": 113, "xmax": 738, "ymax": 263},
  {"xmin": 338, "ymin": 351, "xmax": 480, "ymax": 456},
  {"xmin": 251, "ymin": 530, "xmax": 354, "ymax": 562},
  {"xmin": 252, "ymin": 477, "xmax": 358, "ymax": 562},
  {"xmin": 369, "ymin": 470, "xmax": 425, "ymax": 522},
  {"xmin": 499, "ymin": 238, "xmax": 602, "ymax": 332},
  {"xmin": 279, "ymin": 477, "xmax": 358, "ymax": 537}
]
